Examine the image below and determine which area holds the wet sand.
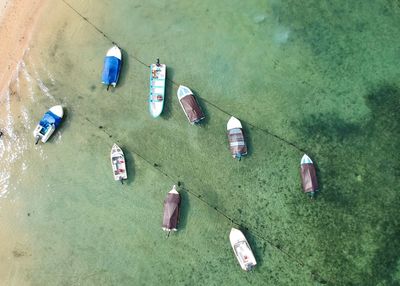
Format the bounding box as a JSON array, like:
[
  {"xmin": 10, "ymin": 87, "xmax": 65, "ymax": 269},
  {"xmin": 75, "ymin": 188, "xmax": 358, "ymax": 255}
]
[{"xmin": 0, "ymin": 0, "xmax": 48, "ymax": 97}]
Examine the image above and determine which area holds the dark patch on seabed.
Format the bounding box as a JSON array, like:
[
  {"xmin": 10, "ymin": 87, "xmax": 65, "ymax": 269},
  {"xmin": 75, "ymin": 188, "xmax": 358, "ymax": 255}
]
[{"xmin": 293, "ymin": 84, "xmax": 400, "ymax": 285}]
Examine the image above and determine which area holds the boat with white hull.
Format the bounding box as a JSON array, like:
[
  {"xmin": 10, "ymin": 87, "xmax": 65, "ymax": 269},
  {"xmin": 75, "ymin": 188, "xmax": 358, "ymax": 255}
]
[
  {"xmin": 229, "ymin": 228, "xmax": 257, "ymax": 271},
  {"xmin": 110, "ymin": 144, "xmax": 127, "ymax": 183},
  {"xmin": 149, "ymin": 59, "xmax": 166, "ymax": 117}
]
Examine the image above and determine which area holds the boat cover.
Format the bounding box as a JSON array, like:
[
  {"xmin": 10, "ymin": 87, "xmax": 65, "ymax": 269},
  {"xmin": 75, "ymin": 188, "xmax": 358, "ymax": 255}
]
[
  {"xmin": 181, "ymin": 95, "xmax": 204, "ymax": 123},
  {"xmin": 301, "ymin": 163, "xmax": 318, "ymax": 193},
  {"xmin": 102, "ymin": 56, "xmax": 121, "ymax": 85},
  {"xmin": 39, "ymin": 111, "xmax": 62, "ymax": 130},
  {"xmin": 162, "ymin": 192, "xmax": 180, "ymax": 231},
  {"xmin": 228, "ymin": 128, "xmax": 247, "ymax": 158}
]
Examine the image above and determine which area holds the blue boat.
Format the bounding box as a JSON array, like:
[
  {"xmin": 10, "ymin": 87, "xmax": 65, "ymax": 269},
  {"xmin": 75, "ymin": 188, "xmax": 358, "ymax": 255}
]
[
  {"xmin": 33, "ymin": 105, "xmax": 64, "ymax": 144},
  {"xmin": 101, "ymin": 45, "xmax": 122, "ymax": 89}
]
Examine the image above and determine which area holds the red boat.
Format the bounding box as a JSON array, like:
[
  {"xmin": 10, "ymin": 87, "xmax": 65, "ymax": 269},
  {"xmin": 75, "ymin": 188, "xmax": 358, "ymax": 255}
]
[{"xmin": 300, "ymin": 154, "xmax": 318, "ymax": 198}]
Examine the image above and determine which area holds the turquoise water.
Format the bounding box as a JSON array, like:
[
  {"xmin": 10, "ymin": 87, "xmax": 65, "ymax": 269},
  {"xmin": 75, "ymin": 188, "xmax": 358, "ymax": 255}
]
[{"xmin": 0, "ymin": 0, "xmax": 399, "ymax": 285}]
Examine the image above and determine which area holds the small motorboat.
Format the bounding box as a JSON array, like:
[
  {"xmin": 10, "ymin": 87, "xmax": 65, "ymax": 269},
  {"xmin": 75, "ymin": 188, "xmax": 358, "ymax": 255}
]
[
  {"xmin": 33, "ymin": 105, "xmax": 63, "ymax": 144},
  {"xmin": 149, "ymin": 59, "xmax": 166, "ymax": 118},
  {"xmin": 177, "ymin": 85, "xmax": 205, "ymax": 124},
  {"xmin": 110, "ymin": 143, "xmax": 127, "ymax": 183},
  {"xmin": 229, "ymin": 228, "xmax": 257, "ymax": 271},
  {"xmin": 101, "ymin": 45, "xmax": 122, "ymax": 89},
  {"xmin": 162, "ymin": 185, "xmax": 180, "ymax": 235},
  {"xmin": 300, "ymin": 154, "xmax": 318, "ymax": 198},
  {"xmin": 227, "ymin": 116, "xmax": 247, "ymax": 160}
]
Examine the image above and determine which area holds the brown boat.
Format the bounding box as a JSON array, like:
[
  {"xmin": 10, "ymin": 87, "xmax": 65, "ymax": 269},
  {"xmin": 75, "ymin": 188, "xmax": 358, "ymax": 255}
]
[
  {"xmin": 162, "ymin": 185, "xmax": 181, "ymax": 234},
  {"xmin": 300, "ymin": 154, "xmax": 318, "ymax": 198},
  {"xmin": 177, "ymin": 85, "xmax": 205, "ymax": 124},
  {"xmin": 227, "ymin": 116, "xmax": 247, "ymax": 160}
]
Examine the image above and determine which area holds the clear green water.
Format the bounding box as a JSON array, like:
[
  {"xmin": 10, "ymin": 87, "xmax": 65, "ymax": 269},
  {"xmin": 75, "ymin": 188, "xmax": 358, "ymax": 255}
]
[{"xmin": 1, "ymin": 0, "xmax": 399, "ymax": 285}]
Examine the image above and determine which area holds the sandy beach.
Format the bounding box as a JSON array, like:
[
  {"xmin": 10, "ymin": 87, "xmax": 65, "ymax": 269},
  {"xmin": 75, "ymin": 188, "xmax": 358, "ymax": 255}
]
[{"xmin": 0, "ymin": 0, "xmax": 48, "ymax": 97}]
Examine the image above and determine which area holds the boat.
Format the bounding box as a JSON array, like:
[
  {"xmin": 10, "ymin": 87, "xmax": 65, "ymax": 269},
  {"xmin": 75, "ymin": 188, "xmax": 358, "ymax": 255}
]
[
  {"xmin": 33, "ymin": 105, "xmax": 63, "ymax": 144},
  {"xmin": 149, "ymin": 59, "xmax": 166, "ymax": 117},
  {"xmin": 110, "ymin": 143, "xmax": 127, "ymax": 183},
  {"xmin": 177, "ymin": 85, "xmax": 205, "ymax": 124},
  {"xmin": 227, "ymin": 116, "xmax": 247, "ymax": 160},
  {"xmin": 101, "ymin": 45, "xmax": 122, "ymax": 89},
  {"xmin": 300, "ymin": 154, "xmax": 318, "ymax": 198},
  {"xmin": 229, "ymin": 228, "xmax": 257, "ymax": 271},
  {"xmin": 162, "ymin": 185, "xmax": 180, "ymax": 235}
]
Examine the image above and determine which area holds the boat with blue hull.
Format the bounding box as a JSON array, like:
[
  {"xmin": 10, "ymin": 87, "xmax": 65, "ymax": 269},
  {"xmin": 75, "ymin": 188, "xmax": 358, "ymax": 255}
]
[
  {"xmin": 33, "ymin": 105, "xmax": 63, "ymax": 144},
  {"xmin": 149, "ymin": 59, "xmax": 166, "ymax": 117},
  {"xmin": 101, "ymin": 45, "xmax": 122, "ymax": 89}
]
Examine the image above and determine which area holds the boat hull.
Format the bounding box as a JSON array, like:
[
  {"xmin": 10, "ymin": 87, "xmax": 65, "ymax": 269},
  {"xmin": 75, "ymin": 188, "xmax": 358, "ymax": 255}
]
[
  {"xmin": 229, "ymin": 228, "xmax": 257, "ymax": 271},
  {"xmin": 162, "ymin": 185, "xmax": 180, "ymax": 232},
  {"xmin": 110, "ymin": 144, "xmax": 127, "ymax": 181},
  {"xmin": 102, "ymin": 45, "xmax": 122, "ymax": 87},
  {"xmin": 227, "ymin": 116, "xmax": 247, "ymax": 159},
  {"xmin": 177, "ymin": 85, "xmax": 205, "ymax": 124},
  {"xmin": 33, "ymin": 105, "xmax": 63, "ymax": 144},
  {"xmin": 149, "ymin": 62, "xmax": 166, "ymax": 118},
  {"xmin": 300, "ymin": 154, "xmax": 318, "ymax": 196}
]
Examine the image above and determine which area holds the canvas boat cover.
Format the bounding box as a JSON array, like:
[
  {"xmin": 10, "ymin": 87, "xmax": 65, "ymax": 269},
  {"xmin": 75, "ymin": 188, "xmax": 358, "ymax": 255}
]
[
  {"xmin": 180, "ymin": 95, "xmax": 204, "ymax": 123},
  {"xmin": 39, "ymin": 111, "xmax": 62, "ymax": 131},
  {"xmin": 228, "ymin": 128, "xmax": 247, "ymax": 158},
  {"xmin": 301, "ymin": 163, "xmax": 318, "ymax": 193},
  {"xmin": 102, "ymin": 56, "xmax": 121, "ymax": 85},
  {"xmin": 162, "ymin": 192, "xmax": 180, "ymax": 231}
]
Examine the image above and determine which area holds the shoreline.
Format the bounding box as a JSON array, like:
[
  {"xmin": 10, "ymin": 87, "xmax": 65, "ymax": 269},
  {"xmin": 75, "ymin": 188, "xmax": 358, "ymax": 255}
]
[{"xmin": 0, "ymin": 0, "xmax": 48, "ymax": 97}]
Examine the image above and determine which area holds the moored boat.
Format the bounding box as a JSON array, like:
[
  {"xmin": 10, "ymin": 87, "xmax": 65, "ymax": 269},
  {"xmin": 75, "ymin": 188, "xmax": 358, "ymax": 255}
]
[
  {"xmin": 149, "ymin": 59, "xmax": 166, "ymax": 118},
  {"xmin": 227, "ymin": 116, "xmax": 247, "ymax": 160},
  {"xmin": 101, "ymin": 45, "xmax": 122, "ymax": 89},
  {"xmin": 300, "ymin": 154, "xmax": 318, "ymax": 198},
  {"xmin": 229, "ymin": 228, "xmax": 257, "ymax": 271},
  {"xmin": 162, "ymin": 185, "xmax": 180, "ymax": 234},
  {"xmin": 177, "ymin": 85, "xmax": 205, "ymax": 124},
  {"xmin": 33, "ymin": 105, "xmax": 63, "ymax": 144},
  {"xmin": 110, "ymin": 144, "xmax": 127, "ymax": 183}
]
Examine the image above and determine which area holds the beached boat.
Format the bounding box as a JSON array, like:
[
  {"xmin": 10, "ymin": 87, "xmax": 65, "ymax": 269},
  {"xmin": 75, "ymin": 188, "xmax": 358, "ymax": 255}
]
[
  {"xmin": 149, "ymin": 59, "xmax": 166, "ymax": 117},
  {"xmin": 162, "ymin": 185, "xmax": 180, "ymax": 234},
  {"xmin": 229, "ymin": 228, "xmax": 257, "ymax": 271},
  {"xmin": 33, "ymin": 105, "xmax": 63, "ymax": 144},
  {"xmin": 177, "ymin": 85, "xmax": 205, "ymax": 124},
  {"xmin": 227, "ymin": 116, "xmax": 247, "ymax": 160},
  {"xmin": 101, "ymin": 45, "xmax": 122, "ymax": 89},
  {"xmin": 300, "ymin": 154, "xmax": 318, "ymax": 198},
  {"xmin": 110, "ymin": 144, "xmax": 127, "ymax": 183}
]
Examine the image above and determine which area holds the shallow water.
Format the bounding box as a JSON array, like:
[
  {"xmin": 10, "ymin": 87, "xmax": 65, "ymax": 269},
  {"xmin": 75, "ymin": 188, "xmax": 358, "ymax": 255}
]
[{"xmin": 0, "ymin": 0, "xmax": 399, "ymax": 285}]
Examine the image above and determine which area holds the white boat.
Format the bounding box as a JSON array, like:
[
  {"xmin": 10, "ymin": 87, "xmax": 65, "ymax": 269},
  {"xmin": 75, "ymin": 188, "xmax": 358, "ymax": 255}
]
[
  {"xmin": 33, "ymin": 105, "xmax": 63, "ymax": 144},
  {"xmin": 229, "ymin": 228, "xmax": 257, "ymax": 271},
  {"xmin": 110, "ymin": 144, "xmax": 127, "ymax": 183},
  {"xmin": 149, "ymin": 59, "xmax": 166, "ymax": 118}
]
